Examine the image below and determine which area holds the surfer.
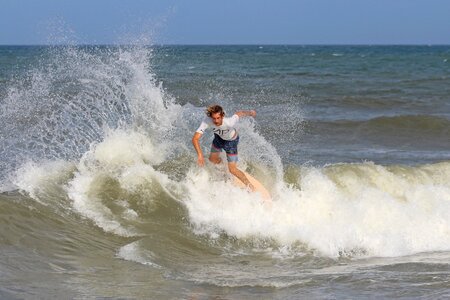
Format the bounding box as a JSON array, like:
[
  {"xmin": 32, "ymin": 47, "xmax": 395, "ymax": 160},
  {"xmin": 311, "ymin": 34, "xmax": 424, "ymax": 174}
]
[{"xmin": 192, "ymin": 104, "xmax": 256, "ymax": 191}]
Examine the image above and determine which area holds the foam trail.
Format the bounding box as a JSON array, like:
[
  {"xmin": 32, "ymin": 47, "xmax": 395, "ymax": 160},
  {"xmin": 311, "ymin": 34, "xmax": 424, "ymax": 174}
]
[{"xmin": 117, "ymin": 241, "xmax": 162, "ymax": 268}]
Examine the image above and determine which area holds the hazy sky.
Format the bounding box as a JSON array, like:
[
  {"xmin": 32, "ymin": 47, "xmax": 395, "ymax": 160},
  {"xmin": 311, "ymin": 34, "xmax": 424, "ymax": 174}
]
[{"xmin": 1, "ymin": 0, "xmax": 449, "ymax": 45}]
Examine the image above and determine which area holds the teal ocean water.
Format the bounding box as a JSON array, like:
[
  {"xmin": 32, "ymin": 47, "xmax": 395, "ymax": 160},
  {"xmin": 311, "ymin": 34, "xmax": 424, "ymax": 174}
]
[{"xmin": 1, "ymin": 45, "xmax": 450, "ymax": 299}]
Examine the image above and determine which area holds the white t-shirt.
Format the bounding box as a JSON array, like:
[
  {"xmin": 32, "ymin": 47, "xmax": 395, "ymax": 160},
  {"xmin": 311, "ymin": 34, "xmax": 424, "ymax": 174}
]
[{"xmin": 196, "ymin": 114, "xmax": 239, "ymax": 140}]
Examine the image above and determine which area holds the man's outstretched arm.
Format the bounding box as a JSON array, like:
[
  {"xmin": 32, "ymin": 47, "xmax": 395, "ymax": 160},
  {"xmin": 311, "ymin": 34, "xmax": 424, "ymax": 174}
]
[
  {"xmin": 234, "ymin": 110, "xmax": 256, "ymax": 118},
  {"xmin": 192, "ymin": 132, "xmax": 205, "ymax": 167}
]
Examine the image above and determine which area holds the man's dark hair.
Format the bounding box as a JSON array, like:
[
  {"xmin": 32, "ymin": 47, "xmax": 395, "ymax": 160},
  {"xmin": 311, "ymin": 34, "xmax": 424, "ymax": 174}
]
[{"xmin": 206, "ymin": 104, "xmax": 225, "ymax": 117}]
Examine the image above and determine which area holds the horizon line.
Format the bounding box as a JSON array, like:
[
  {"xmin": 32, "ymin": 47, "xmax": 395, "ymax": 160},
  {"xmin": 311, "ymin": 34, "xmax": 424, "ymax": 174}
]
[{"xmin": 1, "ymin": 43, "xmax": 450, "ymax": 47}]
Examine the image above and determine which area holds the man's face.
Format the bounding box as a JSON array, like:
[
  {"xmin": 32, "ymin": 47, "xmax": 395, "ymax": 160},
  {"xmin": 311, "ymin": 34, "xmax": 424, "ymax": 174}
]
[{"xmin": 210, "ymin": 112, "xmax": 224, "ymax": 126}]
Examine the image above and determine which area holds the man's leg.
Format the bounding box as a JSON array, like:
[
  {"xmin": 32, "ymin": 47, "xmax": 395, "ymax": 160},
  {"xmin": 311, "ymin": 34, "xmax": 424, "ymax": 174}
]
[
  {"xmin": 209, "ymin": 151, "xmax": 222, "ymax": 164},
  {"xmin": 228, "ymin": 162, "xmax": 255, "ymax": 191},
  {"xmin": 209, "ymin": 135, "xmax": 223, "ymax": 164}
]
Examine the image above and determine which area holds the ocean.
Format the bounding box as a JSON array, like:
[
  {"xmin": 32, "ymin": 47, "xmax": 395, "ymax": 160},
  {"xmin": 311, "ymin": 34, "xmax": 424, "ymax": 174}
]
[{"xmin": 1, "ymin": 45, "xmax": 450, "ymax": 299}]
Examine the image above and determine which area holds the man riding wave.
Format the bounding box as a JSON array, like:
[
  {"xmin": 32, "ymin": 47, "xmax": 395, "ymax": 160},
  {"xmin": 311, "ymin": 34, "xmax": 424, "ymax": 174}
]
[{"xmin": 192, "ymin": 104, "xmax": 256, "ymax": 191}]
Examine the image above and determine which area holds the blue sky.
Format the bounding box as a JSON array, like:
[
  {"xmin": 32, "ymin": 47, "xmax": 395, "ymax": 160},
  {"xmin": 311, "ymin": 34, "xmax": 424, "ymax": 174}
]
[{"xmin": 1, "ymin": 0, "xmax": 449, "ymax": 45}]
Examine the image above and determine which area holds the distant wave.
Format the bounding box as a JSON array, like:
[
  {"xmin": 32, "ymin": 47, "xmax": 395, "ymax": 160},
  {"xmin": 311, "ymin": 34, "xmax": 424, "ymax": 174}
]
[{"xmin": 305, "ymin": 115, "xmax": 450, "ymax": 145}]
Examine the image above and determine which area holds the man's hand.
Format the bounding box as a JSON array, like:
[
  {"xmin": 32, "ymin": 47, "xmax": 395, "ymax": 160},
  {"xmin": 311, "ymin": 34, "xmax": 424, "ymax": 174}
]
[
  {"xmin": 197, "ymin": 155, "xmax": 205, "ymax": 167},
  {"xmin": 249, "ymin": 110, "xmax": 256, "ymax": 117}
]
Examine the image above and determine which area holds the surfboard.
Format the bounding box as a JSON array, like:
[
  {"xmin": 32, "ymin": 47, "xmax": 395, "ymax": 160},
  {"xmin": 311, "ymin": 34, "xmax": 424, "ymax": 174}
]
[{"xmin": 233, "ymin": 171, "xmax": 271, "ymax": 202}]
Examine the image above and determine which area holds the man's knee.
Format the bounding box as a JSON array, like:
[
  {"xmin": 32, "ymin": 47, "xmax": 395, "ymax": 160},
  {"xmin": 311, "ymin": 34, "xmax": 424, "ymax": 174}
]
[{"xmin": 209, "ymin": 156, "xmax": 222, "ymax": 164}]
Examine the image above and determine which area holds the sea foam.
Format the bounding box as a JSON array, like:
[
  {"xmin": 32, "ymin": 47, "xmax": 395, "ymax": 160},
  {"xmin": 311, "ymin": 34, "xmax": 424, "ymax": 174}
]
[{"xmin": 184, "ymin": 162, "xmax": 450, "ymax": 258}]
